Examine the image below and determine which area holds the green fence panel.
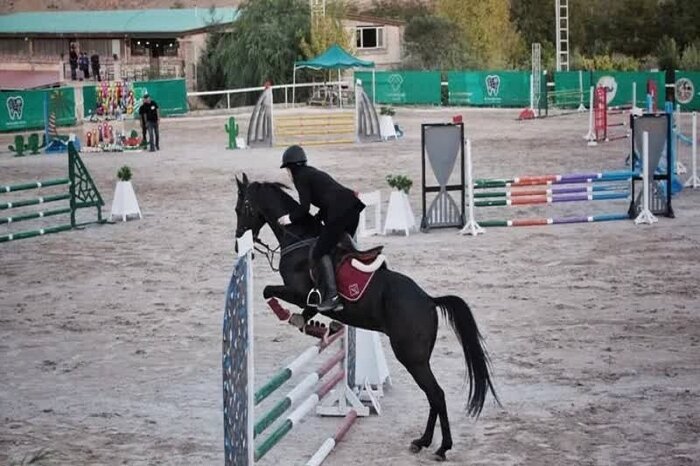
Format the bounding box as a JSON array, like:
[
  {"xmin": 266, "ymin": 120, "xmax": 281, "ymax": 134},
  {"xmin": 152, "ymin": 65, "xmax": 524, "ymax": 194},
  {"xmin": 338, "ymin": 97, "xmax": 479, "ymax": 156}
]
[
  {"xmin": 1, "ymin": 87, "xmax": 76, "ymax": 133},
  {"xmin": 675, "ymin": 71, "xmax": 700, "ymax": 111},
  {"xmin": 447, "ymin": 71, "xmax": 531, "ymax": 107},
  {"xmin": 354, "ymin": 71, "xmax": 441, "ymax": 105},
  {"xmin": 551, "ymin": 71, "xmax": 592, "ymax": 109},
  {"xmin": 590, "ymin": 71, "xmax": 666, "ymax": 108},
  {"xmin": 133, "ymin": 78, "xmax": 188, "ymax": 116},
  {"xmin": 82, "ymin": 85, "xmax": 97, "ymax": 118}
]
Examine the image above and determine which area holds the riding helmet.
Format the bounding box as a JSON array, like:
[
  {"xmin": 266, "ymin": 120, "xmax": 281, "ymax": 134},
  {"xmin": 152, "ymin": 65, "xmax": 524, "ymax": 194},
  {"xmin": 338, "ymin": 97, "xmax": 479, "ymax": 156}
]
[{"xmin": 280, "ymin": 145, "xmax": 307, "ymax": 168}]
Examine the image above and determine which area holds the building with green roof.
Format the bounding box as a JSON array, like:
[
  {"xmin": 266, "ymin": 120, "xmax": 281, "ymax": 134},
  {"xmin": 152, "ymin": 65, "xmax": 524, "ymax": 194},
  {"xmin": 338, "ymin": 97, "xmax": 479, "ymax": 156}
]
[{"xmin": 0, "ymin": 8, "xmax": 237, "ymax": 88}]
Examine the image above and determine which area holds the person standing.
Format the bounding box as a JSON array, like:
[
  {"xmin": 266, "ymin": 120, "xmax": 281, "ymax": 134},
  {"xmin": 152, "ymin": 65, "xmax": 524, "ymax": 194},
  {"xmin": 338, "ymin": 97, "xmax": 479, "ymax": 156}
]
[
  {"xmin": 69, "ymin": 45, "xmax": 78, "ymax": 81},
  {"xmin": 80, "ymin": 52, "xmax": 90, "ymax": 80},
  {"xmin": 139, "ymin": 93, "xmax": 160, "ymax": 152},
  {"xmin": 90, "ymin": 52, "xmax": 101, "ymax": 82}
]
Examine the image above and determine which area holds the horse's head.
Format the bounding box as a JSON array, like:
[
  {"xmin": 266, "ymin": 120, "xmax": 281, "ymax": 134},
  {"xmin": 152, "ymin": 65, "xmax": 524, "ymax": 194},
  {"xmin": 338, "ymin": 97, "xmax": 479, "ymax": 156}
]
[{"xmin": 234, "ymin": 173, "xmax": 266, "ymax": 247}]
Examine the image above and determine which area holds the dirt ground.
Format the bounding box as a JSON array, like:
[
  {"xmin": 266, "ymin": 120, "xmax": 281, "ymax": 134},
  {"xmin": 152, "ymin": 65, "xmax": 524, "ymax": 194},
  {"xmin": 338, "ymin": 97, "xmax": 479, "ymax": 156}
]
[{"xmin": 1, "ymin": 107, "xmax": 699, "ymax": 466}]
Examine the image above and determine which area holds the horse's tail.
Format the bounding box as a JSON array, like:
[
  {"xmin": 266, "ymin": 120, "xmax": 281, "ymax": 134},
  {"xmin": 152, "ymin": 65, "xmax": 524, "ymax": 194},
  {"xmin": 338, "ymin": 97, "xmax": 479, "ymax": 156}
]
[{"xmin": 433, "ymin": 295, "xmax": 500, "ymax": 417}]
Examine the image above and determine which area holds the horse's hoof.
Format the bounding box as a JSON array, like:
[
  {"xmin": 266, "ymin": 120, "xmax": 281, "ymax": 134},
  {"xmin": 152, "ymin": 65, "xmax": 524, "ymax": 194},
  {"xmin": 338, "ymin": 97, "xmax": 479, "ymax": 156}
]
[
  {"xmin": 328, "ymin": 321, "xmax": 343, "ymax": 335},
  {"xmin": 409, "ymin": 442, "xmax": 422, "ymax": 454},
  {"xmin": 431, "ymin": 450, "xmax": 447, "ymax": 462},
  {"xmin": 289, "ymin": 314, "xmax": 305, "ymax": 331}
]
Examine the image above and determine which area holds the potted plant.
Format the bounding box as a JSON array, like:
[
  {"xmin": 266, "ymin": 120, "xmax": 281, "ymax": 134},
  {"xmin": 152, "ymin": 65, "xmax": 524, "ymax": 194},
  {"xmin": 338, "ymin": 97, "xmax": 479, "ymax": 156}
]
[
  {"xmin": 379, "ymin": 107, "xmax": 398, "ymax": 140},
  {"xmin": 110, "ymin": 165, "xmax": 143, "ymax": 222},
  {"xmin": 383, "ymin": 175, "xmax": 415, "ymax": 236}
]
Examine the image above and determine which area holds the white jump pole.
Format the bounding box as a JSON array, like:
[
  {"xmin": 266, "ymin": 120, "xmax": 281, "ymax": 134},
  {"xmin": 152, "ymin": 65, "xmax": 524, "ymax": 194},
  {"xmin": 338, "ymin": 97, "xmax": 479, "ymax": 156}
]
[
  {"xmin": 577, "ymin": 70, "xmax": 586, "ymax": 112},
  {"xmin": 685, "ymin": 112, "xmax": 699, "ymax": 189},
  {"xmin": 631, "ymin": 82, "xmax": 637, "ymax": 111},
  {"xmin": 635, "ymin": 130, "xmax": 658, "ymax": 225},
  {"xmin": 460, "ymin": 139, "xmax": 484, "ymax": 236},
  {"xmin": 584, "ymin": 86, "xmax": 596, "ymax": 145}
]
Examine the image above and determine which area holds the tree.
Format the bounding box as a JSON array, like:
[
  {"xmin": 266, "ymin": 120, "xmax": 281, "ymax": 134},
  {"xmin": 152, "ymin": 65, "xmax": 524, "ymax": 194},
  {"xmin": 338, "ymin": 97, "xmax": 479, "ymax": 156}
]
[
  {"xmin": 215, "ymin": 0, "xmax": 310, "ymax": 103},
  {"xmin": 437, "ymin": 0, "xmax": 523, "ymax": 69},
  {"xmin": 656, "ymin": 36, "xmax": 680, "ymax": 72},
  {"xmin": 300, "ymin": 0, "xmax": 353, "ymax": 58},
  {"xmin": 402, "ymin": 15, "xmax": 469, "ymax": 69},
  {"xmin": 359, "ymin": 0, "xmax": 432, "ymax": 20},
  {"xmin": 197, "ymin": 31, "xmax": 226, "ymax": 108},
  {"xmin": 680, "ymin": 41, "xmax": 700, "ymax": 71}
]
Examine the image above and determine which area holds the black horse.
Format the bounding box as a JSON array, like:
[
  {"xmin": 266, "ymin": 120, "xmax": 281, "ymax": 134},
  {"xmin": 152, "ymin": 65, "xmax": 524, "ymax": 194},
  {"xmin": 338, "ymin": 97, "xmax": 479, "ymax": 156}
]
[{"xmin": 234, "ymin": 174, "xmax": 498, "ymax": 461}]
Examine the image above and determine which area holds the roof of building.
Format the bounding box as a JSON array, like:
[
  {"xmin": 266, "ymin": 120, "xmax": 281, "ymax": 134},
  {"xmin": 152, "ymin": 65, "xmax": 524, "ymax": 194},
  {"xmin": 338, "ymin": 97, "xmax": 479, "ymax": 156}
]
[
  {"xmin": 343, "ymin": 13, "xmax": 405, "ymax": 27},
  {"xmin": 0, "ymin": 8, "xmax": 238, "ymax": 37}
]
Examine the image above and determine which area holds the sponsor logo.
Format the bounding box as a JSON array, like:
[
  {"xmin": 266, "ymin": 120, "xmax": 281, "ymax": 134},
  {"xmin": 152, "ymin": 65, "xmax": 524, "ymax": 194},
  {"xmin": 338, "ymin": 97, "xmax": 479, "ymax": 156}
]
[{"xmin": 6, "ymin": 96, "xmax": 24, "ymax": 120}]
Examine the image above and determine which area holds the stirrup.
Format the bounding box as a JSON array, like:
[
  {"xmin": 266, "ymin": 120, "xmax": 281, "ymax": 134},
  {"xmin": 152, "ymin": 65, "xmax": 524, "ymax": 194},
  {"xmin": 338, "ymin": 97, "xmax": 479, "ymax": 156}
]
[{"xmin": 306, "ymin": 288, "xmax": 321, "ymax": 308}]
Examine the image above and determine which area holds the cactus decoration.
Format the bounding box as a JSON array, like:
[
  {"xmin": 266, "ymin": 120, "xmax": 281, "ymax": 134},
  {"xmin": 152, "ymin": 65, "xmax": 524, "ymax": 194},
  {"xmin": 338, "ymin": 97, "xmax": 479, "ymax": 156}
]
[
  {"xmin": 225, "ymin": 116, "xmax": 239, "ymax": 150},
  {"xmin": 27, "ymin": 133, "xmax": 46, "ymax": 155},
  {"xmin": 9, "ymin": 135, "xmax": 27, "ymax": 157}
]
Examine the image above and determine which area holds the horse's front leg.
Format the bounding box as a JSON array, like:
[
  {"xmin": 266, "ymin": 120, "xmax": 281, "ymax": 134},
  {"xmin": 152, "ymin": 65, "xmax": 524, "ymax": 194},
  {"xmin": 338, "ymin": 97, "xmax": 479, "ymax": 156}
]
[
  {"xmin": 263, "ymin": 285, "xmax": 320, "ymax": 331},
  {"xmin": 263, "ymin": 284, "xmax": 306, "ymax": 308}
]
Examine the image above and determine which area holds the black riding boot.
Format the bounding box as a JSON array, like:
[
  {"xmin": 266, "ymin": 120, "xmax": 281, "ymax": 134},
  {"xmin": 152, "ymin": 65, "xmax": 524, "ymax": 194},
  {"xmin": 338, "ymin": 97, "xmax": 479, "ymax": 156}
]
[{"xmin": 317, "ymin": 255, "xmax": 343, "ymax": 312}]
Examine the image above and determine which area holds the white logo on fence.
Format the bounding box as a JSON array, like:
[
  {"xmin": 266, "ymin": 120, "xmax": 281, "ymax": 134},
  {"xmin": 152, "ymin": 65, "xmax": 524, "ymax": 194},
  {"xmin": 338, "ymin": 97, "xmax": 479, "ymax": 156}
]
[
  {"xmin": 675, "ymin": 78, "xmax": 695, "ymax": 105},
  {"xmin": 485, "ymin": 75, "xmax": 501, "ymax": 97},
  {"xmin": 6, "ymin": 96, "xmax": 24, "ymax": 120},
  {"xmin": 388, "ymin": 74, "xmax": 403, "ymax": 92},
  {"xmin": 596, "ymin": 76, "xmax": 618, "ymax": 103}
]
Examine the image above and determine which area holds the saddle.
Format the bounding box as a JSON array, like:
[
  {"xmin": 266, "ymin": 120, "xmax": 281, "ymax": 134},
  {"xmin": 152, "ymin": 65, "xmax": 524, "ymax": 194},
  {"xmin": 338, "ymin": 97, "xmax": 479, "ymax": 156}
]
[{"xmin": 336, "ymin": 234, "xmax": 383, "ymax": 262}]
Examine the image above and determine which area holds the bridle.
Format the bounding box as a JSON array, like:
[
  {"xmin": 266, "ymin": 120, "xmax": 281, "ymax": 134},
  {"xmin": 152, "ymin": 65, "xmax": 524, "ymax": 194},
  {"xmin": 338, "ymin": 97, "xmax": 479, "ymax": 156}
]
[{"xmin": 241, "ymin": 197, "xmax": 315, "ymax": 272}]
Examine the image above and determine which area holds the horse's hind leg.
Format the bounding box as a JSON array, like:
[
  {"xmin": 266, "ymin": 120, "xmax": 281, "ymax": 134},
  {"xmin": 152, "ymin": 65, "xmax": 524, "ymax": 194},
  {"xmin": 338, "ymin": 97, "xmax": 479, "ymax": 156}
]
[{"xmin": 404, "ymin": 362, "xmax": 452, "ymax": 461}]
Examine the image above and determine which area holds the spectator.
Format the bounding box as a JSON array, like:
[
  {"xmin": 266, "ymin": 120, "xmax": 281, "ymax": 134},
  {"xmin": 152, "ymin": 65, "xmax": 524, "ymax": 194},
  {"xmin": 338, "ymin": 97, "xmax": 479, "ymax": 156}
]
[
  {"xmin": 139, "ymin": 93, "xmax": 160, "ymax": 152},
  {"xmin": 113, "ymin": 54, "xmax": 121, "ymax": 81},
  {"xmin": 69, "ymin": 45, "xmax": 78, "ymax": 81},
  {"xmin": 90, "ymin": 52, "xmax": 101, "ymax": 82},
  {"xmin": 79, "ymin": 52, "xmax": 90, "ymax": 80}
]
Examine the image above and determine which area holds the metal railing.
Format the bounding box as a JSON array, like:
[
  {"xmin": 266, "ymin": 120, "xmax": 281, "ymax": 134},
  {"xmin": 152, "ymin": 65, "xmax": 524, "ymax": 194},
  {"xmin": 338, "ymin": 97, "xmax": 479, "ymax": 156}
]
[{"xmin": 187, "ymin": 81, "xmax": 351, "ymax": 109}]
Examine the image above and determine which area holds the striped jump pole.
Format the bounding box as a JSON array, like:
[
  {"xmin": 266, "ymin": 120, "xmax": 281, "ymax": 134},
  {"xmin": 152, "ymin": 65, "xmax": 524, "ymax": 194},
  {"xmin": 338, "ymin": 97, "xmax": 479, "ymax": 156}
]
[
  {"xmin": 254, "ymin": 329, "xmax": 343, "ymax": 406},
  {"xmin": 255, "ymin": 371, "xmax": 346, "ymax": 462},
  {"xmin": 306, "ymin": 410, "xmax": 359, "ymax": 466},
  {"xmin": 254, "ymin": 347, "xmax": 344, "ymax": 437}
]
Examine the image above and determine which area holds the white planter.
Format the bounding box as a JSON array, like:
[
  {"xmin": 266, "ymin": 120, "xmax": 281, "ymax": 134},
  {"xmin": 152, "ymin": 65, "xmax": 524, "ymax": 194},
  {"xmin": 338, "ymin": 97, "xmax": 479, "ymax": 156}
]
[
  {"xmin": 379, "ymin": 115, "xmax": 397, "ymax": 140},
  {"xmin": 383, "ymin": 190, "xmax": 415, "ymax": 236},
  {"xmin": 110, "ymin": 180, "xmax": 142, "ymax": 222}
]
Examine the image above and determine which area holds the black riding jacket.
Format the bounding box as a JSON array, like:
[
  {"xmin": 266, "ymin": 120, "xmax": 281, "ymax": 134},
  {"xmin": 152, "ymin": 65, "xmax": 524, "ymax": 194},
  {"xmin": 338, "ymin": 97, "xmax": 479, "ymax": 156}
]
[{"xmin": 289, "ymin": 165, "xmax": 364, "ymax": 224}]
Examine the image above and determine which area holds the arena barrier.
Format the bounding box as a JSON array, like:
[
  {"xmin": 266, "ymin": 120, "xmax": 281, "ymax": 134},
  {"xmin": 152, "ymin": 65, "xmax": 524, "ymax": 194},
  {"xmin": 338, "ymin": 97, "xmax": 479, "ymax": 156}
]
[
  {"xmin": 223, "ymin": 241, "xmax": 369, "ymax": 466},
  {"xmin": 1, "ymin": 142, "xmax": 104, "ymax": 243},
  {"xmin": 246, "ymin": 81, "xmax": 380, "ymax": 148}
]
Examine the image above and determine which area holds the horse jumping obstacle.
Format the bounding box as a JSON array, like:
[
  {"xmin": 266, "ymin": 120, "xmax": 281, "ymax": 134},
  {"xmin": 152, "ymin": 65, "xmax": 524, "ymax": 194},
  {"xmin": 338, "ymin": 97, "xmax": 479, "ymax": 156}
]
[
  {"xmin": 223, "ymin": 241, "xmax": 369, "ymax": 466},
  {"xmin": 676, "ymin": 110, "xmax": 699, "ymax": 189},
  {"xmin": 460, "ymin": 113, "xmax": 674, "ymax": 234},
  {"xmin": 247, "ymin": 81, "xmax": 380, "ymax": 148},
  {"xmin": 1, "ymin": 142, "xmax": 104, "ymax": 243},
  {"xmin": 275, "ymin": 111, "xmax": 356, "ymax": 146},
  {"xmin": 584, "ymin": 85, "xmax": 635, "ymax": 146}
]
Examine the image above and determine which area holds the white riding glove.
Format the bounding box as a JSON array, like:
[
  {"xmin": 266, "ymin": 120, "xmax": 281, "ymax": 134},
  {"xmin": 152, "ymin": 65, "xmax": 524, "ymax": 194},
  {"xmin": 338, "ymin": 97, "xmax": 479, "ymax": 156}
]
[{"xmin": 278, "ymin": 214, "xmax": 291, "ymax": 226}]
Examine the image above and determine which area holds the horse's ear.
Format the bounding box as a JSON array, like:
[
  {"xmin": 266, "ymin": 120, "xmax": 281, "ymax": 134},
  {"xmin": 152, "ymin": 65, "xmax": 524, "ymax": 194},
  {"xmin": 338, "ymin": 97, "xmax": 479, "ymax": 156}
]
[{"xmin": 242, "ymin": 172, "xmax": 249, "ymax": 185}]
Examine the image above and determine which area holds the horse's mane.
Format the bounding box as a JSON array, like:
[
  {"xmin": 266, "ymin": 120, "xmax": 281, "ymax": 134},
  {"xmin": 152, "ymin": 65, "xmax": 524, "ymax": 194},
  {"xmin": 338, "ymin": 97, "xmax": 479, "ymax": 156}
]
[{"xmin": 248, "ymin": 181, "xmax": 320, "ymax": 230}]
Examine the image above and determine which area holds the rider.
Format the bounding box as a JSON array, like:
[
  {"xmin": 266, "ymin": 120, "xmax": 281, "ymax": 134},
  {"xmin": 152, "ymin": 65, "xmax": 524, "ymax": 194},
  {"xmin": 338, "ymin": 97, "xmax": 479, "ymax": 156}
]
[{"xmin": 278, "ymin": 145, "xmax": 365, "ymax": 312}]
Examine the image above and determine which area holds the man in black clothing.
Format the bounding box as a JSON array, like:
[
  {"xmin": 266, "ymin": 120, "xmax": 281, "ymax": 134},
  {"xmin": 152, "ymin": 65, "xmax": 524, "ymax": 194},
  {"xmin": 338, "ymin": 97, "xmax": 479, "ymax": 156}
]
[
  {"xmin": 279, "ymin": 145, "xmax": 365, "ymax": 312},
  {"xmin": 90, "ymin": 52, "xmax": 101, "ymax": 81},
  {"xmin": 69, "ymin": 46, "xmax": 78, "ymax": 81},
  {"xmin": 138, "ymin": 94, "xmax": 160, "ymax": 151}
]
